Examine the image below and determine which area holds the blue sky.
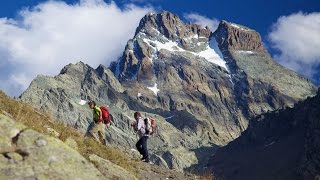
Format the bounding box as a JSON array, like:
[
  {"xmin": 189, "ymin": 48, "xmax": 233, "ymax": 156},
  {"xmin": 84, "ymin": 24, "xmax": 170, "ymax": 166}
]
[{"xmin": 0, "ymin": 0, "xmax": 319, "ymax": 96}]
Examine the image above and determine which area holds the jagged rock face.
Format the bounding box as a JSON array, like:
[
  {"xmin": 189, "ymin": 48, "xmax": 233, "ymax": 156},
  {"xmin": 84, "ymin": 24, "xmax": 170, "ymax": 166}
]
[
  {"xmin": 20, "ymin": 11, "xmax": 317, "ymax": 172},
  {"xmin": 0, "ymin": 114, "xmax": 104, "ymax": 179},
  {"xmin": 214, "ymin": 20, "xmax": 265, "ymax": 52},
  {"xmin": 20, "ymin": 62, "xmax": 118, "ymax": 130},
  {"xmin": 96, "ymin": 65, "xmax": 125, "ymax": 93},
  {"xmin": 135, "ymin": 11, "xmax": 211, "ymax": 46},
  {"xmin": 213, "ymin": 21, "xmax": 316, "ymax": 117},
  {"xmin": 111, "ymin": 11, "xmax": 212, "ymax": 82},
  {"xmin": 208, "ymin": 90, "xmax": 320, "ymax": 180}
]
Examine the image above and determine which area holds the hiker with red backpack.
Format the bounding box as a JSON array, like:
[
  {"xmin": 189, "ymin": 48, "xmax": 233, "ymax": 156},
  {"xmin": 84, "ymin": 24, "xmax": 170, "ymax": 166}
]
[
  {"xmin": 132, "ymin": 111, "xmax": 150, "ymax": 163},
  {"xmin": 87, "ymin": 100, "xmax": 112, "ymax": 145}
]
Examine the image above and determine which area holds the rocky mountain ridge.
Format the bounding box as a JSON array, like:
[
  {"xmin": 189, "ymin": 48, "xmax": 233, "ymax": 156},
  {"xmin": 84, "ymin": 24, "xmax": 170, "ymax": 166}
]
[{"xmin": 19, "ymin": 11, "xmax": 317, "ymax": 172}]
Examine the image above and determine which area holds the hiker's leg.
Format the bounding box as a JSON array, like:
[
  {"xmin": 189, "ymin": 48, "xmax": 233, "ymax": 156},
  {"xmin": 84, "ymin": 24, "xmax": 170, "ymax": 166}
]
[
  {"xmin": 136, "ymin": 137, "xmax": 143, "ymax": 155},
  {"xmin": 89, "ymin": 123, "xmax": 100, "ymax": 142},
  {"xmin": 101, "ymin": 127, "xmax": 107, "ymax": 145},
  {"xmin": 98, "ymin": 131, "xmax": 105, "ymax": 145},
  {"xmin": 97, "ymin": 123, "xmax": 106, "ymax": 145},
  {"xmin": 141, "ymin": 136, "xmax": 149, "ymax": 162}
]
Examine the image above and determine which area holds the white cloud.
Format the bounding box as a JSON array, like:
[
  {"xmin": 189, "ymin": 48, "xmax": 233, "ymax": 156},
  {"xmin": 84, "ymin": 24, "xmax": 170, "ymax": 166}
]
[
  {"xmin": 184, "ymin": 13, "xmax": 219, "ymax": 32},
  {"xmin": 269, "ymin": 12, "xmax": 320, "ymax": 81},
  {"xmin": 0, "ymin": 0, "xmax": 153, "ymax": 96}
]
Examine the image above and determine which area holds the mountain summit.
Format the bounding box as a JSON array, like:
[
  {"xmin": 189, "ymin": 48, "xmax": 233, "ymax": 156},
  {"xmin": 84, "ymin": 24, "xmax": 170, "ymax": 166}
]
[
  {"xmin": 20, "ymin": 11, "xmax": 317, "ymax": 171},
  {"xmin": 111, "ymin": 11, "xmax": 219, "ymax": 82}
]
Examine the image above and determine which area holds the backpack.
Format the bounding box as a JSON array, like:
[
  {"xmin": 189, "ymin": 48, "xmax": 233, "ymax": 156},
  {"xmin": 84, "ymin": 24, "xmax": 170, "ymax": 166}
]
[
  {"xmin": 100, "ymin": 106, "xmax": 112, "ymax": 125},
  {"xmin": 144, "ymin": 118, "xmax": 156, "ymax": 135}
]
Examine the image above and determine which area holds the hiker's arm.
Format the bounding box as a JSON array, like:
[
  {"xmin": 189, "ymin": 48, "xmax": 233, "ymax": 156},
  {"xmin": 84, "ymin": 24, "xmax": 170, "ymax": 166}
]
[{"xmin": 131, "ymin": 122, "xmax": 137, "ymax": 131}]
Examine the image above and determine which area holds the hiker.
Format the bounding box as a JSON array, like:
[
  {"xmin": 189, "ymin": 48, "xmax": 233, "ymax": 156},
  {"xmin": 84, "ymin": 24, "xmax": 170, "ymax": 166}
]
[
  {"xmin": 87, "ymin": 100, "xmax": 106, "ymax": 145},
  {"xmin": 132, "ymin": 111, "xmax": 149, "ymax": 163}
]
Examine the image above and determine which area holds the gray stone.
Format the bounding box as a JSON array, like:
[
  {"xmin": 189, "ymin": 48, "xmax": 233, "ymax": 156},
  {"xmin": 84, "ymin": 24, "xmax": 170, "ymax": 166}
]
[
  {"xmin": 0, "ymin": 114, "xmax": 104, "ymax": 180},
  {"xmin": 35, "ymin": 138, "xmax": 47, "ymax": 147}
]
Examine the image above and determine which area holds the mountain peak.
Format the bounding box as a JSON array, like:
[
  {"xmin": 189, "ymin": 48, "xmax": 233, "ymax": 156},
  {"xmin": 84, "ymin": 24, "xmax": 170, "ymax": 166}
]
[
  {"xmin": 113, "ymin": 11, "xmax": 214, "ymax": 81},
  {"xmin": 135, "ymin": 11, "xmax": 211, "ymax": 41},
  {"xmin": 59, "ymin": 61, "xmax": 90, "ymax": 75},
  {"xmin": 213, "ymin": 20, "xmax": 265, "ymax": 52},
  {"xmin": 134, "ymin": 11, "xmax": 183, "ymax": 40}
]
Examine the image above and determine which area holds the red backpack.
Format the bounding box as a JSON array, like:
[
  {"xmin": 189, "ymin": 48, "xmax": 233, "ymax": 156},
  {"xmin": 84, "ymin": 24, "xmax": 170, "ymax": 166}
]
[
  {"xmin": 144, "ymin": 118, "xmax": 156, "ymax": 135},
  {"xmin": 100, "ymin": 106, "xmax": 112, "ymax": 125}
]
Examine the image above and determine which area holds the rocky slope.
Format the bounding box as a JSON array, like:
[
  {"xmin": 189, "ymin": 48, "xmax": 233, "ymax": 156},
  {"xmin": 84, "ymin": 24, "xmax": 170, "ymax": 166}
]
[
  {"xmin": 20, "ymin": 11, "xmax": 317, "ymax": 171},
  {"xmin": 0, "ymin": 91, "xmax": 197, "ymax": 179},
  {"xmin": 0, "ymin": 114, "xmax": 104, "ymax": 179},
  {"xmin": 208, "ymin": 89, "xmax": 320, "ymax": 180},
  {"xmin": 213, "ymin": 20, "xmax": 315, "ymax": 114}
]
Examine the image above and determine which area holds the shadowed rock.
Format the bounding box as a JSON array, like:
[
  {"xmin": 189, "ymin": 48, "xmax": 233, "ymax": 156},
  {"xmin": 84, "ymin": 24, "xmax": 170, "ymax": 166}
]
[{"xmin": 208, "ymin": 89, "xmax": 320, "ymax": 180}]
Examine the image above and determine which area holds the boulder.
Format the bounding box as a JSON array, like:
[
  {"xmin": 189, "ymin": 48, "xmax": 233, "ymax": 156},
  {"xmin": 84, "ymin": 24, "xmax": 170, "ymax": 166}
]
[{"xmin": 0, "ymin": 114, "xmax": 104, "ymax": 180}]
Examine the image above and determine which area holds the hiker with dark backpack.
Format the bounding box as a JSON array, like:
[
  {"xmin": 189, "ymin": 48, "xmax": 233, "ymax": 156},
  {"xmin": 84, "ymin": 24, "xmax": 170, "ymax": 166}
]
[
  {"xmin": 132, "ymin": 111, "xmax": 150, "ymax": 163},
  {"xmin": 87, "ymin": 100, "xmax": 111, "ymax": 145}
]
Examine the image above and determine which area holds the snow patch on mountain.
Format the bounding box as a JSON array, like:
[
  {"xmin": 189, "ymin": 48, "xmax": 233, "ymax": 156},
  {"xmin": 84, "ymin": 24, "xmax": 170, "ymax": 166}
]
[
  {"xmin": 200, "ymin": 38, "xmax": 229, "ymax": 71},
  {"xmin": 144, "ymin": 38, "xmax": 184, "ymax": 52},
  {"xmin": 147, "ymin": 83, "xmax": 160, "ymax": 96},
  {"xmin": 230, "ymin": 23, "xmax": 252, "ymax": 32},
  {"xmin": 140, "ymin": 32, "xmax": 229, "ymax": 72},
  {"xmin": 78, "ymin": 99, "xmax": 87, "ymax": 105},
  {"xmin": 237, "ymin": 50, "xmax": 255, "ymax": 54},
  {"xmin": 183, "ymin": 34, "xmax": 199, "ymax": 41}
]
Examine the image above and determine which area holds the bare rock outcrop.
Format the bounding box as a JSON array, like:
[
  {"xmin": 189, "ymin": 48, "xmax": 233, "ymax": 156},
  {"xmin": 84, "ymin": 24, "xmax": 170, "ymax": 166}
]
[
  {"xmin": 214, "ymin": 20, "xmax": 265, "ymax": 52},
  {"xmin": 0, "ymin": 114, "xmax": 104, "ymax": 179}
]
